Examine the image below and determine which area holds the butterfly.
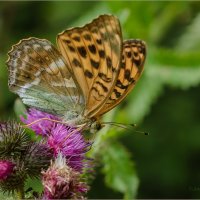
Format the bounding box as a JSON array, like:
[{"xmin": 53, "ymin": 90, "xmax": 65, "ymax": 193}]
[{"xmin": 7, "ymin": 14, "xmax": 146, "ymax": 133}]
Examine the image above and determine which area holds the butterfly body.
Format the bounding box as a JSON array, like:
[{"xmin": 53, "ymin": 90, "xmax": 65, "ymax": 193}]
[
  {"xmin": 63, "ymin": 112, "xmax": 90, "ymax": 126},
  {"xmin": 7, "ymin": 15, "xmax": 146, "ymax": 133},
  {"xmin": 62, "ymin": 110, "xmax": 102, "ymax": 133}
]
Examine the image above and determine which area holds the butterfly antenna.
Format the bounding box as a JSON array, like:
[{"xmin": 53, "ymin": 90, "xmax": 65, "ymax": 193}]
[
  {"xmin": 23, "ymin": 117, "xmax": 88, "ymax": 143},
  {"xmin": 102, "ymin": 122, "xmax": 149, "ymax": 135},
  {"xmin": 23, "ymin": 117, "xmax": 88, "ymax": 132},
  {"xmin": 23, "ymin": 118, "xmax": 66, "ymax": 128},
  {"xmin": 104, "ymin": 121, "xmax": 137, "ymax": 128}
]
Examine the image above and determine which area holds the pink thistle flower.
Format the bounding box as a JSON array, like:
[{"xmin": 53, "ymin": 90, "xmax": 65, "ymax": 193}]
[
  {"xmin": 47, "ymin": 124, "xmax": 91, "ymax": 172},
  {"xmin": 0, "ymin": 160, "xmax": 15, "ymax": 180},
  {"xmin": 42, "ymin": 153, "xmax": 88, "ymax": 200},
  {"xmin": 21, "ymin": 109, "xmax": 92, "ymax": 172},
  {"xmin": 21, "ymin": 108, "xmax": 60, "ymax": 136}
]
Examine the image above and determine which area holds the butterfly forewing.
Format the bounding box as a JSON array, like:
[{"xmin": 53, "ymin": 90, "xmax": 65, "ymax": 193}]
[
  {"xmin": 57, "ymin": 15, "xmax": 122, "ymax": 118},
  {"xmin": 97, "ymin": 39, "xmax": 146, "ymax": 116},
  {"xmin": 7, "ymin": 38, "xmax": 84, "ymax": 116}
]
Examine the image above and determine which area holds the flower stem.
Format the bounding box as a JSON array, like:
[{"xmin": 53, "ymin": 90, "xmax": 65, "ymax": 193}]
[{"xmin": 16, "ymin": 185, "xmax": 24, "ymax": 200}]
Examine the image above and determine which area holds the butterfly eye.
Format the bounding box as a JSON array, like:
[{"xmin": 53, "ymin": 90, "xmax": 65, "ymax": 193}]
[
  {"xmin": 89, "ymin": 121, "xmax": 102, "ymax": 133},
  {"xmin": 96, "ymin": 122, "xmax": 102, "ymax": 131}
]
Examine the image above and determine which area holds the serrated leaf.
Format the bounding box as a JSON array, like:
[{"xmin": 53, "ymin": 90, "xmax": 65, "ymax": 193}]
[
  {"xmin": 148, "ymin": 65, "xmax": 200, "ymax": 89},
  {"xmin": 152, "ymin": 48, "xmax": 200, "ymax": 67},
  {"xmin": 149, "ymin": 3, "xmax": 188, "ymax": 44},
  {"xmin": 101, "ymin": 140, "xmax": 139, "ymax": 199},
  {"xmin": 176, "ymin": 13, "xmax": 200, "ymax": 51}
]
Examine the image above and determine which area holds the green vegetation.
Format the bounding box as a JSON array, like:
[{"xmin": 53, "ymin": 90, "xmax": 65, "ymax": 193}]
[{"xmin": 0, "ymin": 1, "xmax": 200, "ymax": 199}]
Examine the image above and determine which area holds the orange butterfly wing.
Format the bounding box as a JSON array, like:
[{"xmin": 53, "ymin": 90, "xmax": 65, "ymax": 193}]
[
  {"xmin": 97, "ymin": 39, "xmax": 146, "ymax": 116},
  {"xmin": 57, "ymin": 15, "xmax": 122, "ymax": 118}
]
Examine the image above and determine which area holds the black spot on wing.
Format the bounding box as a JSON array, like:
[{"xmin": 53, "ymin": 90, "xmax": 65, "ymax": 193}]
[
  {"xmin": 96, "ymin": 39, "xmax": 102, "ymax": 45},
  {"xmin": 121, "ymin": 62, "xmax": 125, "ymax": 69},
  {"xmin": 73, "ymin": 36, "xmax": 80, "ymax": 42},
  {"xmin": 132, "ymin": 57, "xmax": 141, "ymax": 67},
  {"xmin": 84, "ymin": 70, "xmax": 93, "ymax": 78},
  {"xmin": 129, "ymin": 78, "xmax": 135, "ymax": 83},
  {"xmin": 72, "ymin": 58, "xmax": 82, "ymax": 68},
  {"xmin": 106, "ymin": 56, "xmax": 112, "ymax": 69},
  {"xmin": 124, "ymin": 69, "xmax": 130, "ymax": 80},
  {"xmin": 96, "ymin": 81, "xmax": 108, "ymax": 92},
  {"xmin": 78, "ymin": 46, "xmax": 87, "ymax": 58},
  {"xmin": 116, "ymin": 80, "xmax": 128, "ymax": 90},
  {"xmin": 64, "ymin": 39, "xmax": 71, "ymax": 44},
  {"xmin": 98, "ymin": 72, "xmax": 112, "ymax": 82},
  {"xmin": 113, "ymin": 89, "xmax": 121, "ymax": 98},
  {"xmin": 88, "ymin": 44, "xmax": 96, "ymax": 54},
  {"xmin": 99, "ymin": 50, "xmax": 105, "ymax": 58},
  {"xmin": 91, "ymin": 87, "xmax": 104, "ymax": 98},
  {"xmin": 90, "ymin": 59, "xmax": 99, "ymax": 69},
  {"xmin": 124, "ymin": 68, "xmax": 136, "ymax": 83},
  {"xmin": 126, "ymin": 51, "xmax": 132, "ymax": 58},
  {"xmin": 140, "ymin": 45, "xmax": 146, "ymax": 54},
  {"xmin": 84, "ymin": 34, "xmax": 91, "ymax": 41},
  {"xmin": 68, "ymin": 45, "xmax": 75, "ymax": 52}
]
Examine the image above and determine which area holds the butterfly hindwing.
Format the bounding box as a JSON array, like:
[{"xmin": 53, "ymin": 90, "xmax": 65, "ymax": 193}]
[
  {"xmin": 97, "ymin": 39, "xmax": 146, "ymax": 116},
  {"xmin": 7, "ymin": 38, "xmax": 84, "ymax": 116},
  {"xmin": 57, "ymin": 14, "xmax": 122, "ymax": 118}
]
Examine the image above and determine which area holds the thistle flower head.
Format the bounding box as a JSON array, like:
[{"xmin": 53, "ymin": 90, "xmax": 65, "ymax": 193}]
[
  {"xmin": 42, "ymin": 153, "xmax": 88, "ymax": 199},
  {"xmin": 23, "ymin": 142, "xmax": 53, "ymax": 179},
  {"xmin": 0, "ymin": 160, "xmax": 15, "ymax": 180},
  {"xmin": 21, "ymin": 108, "xmax": 60, "ymax": 136},
  {"xmin": 18, "ymin": 109, "xmax": 93, "ymax": 198},
  {"xmin": 0, "ymin": 121, "xmax": 30, "ymax": 159},
  {"xmin": 47, "ymin": 124, "xmax": 91, "ymax": 172},
  {"xmin": 0, "ymin": 159, "xmax": 26, "ymax": 193},
  {"xmin": 0, "ymin": 122, "xmax": 53, "ymax": 194}
]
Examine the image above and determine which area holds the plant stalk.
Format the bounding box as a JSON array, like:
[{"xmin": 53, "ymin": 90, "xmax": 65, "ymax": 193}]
[{"xmin": 16, "ymin": 185, "xmax": 24, "ymax": 200}]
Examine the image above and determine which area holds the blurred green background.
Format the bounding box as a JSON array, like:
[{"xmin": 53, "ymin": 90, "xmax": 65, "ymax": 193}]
[{"xmin": 1, "ymin": 1, "xmax": 200, "ymax": 199}]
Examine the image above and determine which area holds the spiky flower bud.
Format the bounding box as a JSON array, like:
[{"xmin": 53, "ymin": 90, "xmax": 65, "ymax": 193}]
[
  {"xmin": 0, "ymin": 122, "xmax": 53, "ymax": 195},
  {"xmin": 0, "ymin": 159, "xmax": 26, "ymax": 194},
  {"xmin": 42, "ymin": 153, "xmax": 88, "ymax": 199},
  {"xmin": 0, "ymin": 121, "xmax": 30, "ymax": 159},
  {"xmin": 23, "ymin": 142, "xmax": 53, "ymax": 179}
]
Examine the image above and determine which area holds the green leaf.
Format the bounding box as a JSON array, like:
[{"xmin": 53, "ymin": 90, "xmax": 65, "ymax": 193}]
[
  {"xmin": 148, "ymin": 65, "xmax": 200, "ymax": 89},
  {"xmin": 24, "ymin": 177, "xmax": 43, "ymax": 197},
  {"xmin": 101, "ymin": 140, "xmax": 139, "ymax": 199},
  {"xmin": 122, "ymin": 71, "xmax": 164, "ymax": 124},
  {"xmin": 176, "ymin": 13, "xmax": 200, "ymax": 51},
  {"xmin": 0, "ymin": 192, "xmax": 16, "ymax": 200},
  {"xmin": 14, "ymin": 98, "xmax": 27, "ymax": 120},
  {"xmin": 149, "ymin": 3, "xmax": 189, "ymax": 44},
  {"xmin": 151, "ymin": 48, "xmax": 200, "ymax": 67}
]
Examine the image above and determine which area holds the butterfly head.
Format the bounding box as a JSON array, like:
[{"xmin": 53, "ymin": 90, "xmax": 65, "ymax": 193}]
[
  {"xmin": 63, "ymin": 112, "xmax": 102, "ymax": 133},
  {"xmin": 89, "ymin": 119, "xmax": 103, "ymax": 134}
]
